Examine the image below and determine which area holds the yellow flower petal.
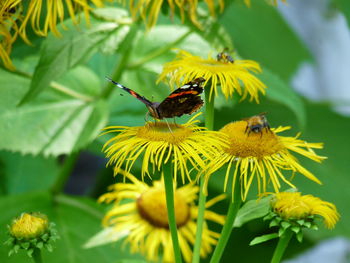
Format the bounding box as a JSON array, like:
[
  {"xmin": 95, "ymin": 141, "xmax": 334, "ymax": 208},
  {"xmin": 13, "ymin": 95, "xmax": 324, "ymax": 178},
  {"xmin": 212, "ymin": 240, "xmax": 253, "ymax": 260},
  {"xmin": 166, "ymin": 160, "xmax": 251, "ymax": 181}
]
[
  {"xmin": 158, "ymin": 50, "xmax": 266, "ymax": 102},
  {"xmin": 99, "ymin": 171, "xmax": 225, "ymax": 262},
  {"xmin": 204, "ymin": 120, "xmax": 326, "ymax": 201}
]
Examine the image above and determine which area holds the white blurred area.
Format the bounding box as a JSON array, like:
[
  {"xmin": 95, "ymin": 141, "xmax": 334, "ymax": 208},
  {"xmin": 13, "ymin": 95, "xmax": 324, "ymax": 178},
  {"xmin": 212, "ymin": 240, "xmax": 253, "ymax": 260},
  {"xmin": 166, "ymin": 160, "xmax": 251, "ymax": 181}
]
[
  {"xmin": 278, "ymin": 0, "xmax": 350, "ymax": 116},
  {"xmin": 283, "ymin": 238, "xmax": 350, "ymax": 263}
]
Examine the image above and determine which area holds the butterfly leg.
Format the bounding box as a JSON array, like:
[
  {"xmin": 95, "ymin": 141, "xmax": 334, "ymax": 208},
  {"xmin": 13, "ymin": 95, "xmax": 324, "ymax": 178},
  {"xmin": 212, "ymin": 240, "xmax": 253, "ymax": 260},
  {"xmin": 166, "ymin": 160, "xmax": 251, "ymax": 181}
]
[{"xmin": 164, "ymin": 118, "xmax": 174, "ymax": 134}]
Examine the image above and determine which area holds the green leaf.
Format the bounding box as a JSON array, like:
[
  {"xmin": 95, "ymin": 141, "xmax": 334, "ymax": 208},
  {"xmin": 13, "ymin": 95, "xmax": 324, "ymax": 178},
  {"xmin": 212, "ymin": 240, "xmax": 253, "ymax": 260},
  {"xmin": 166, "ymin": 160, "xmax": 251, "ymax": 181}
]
[
  {"xmin": 281, "ymin": 221, "xmax": 291, "ymax": 229},
  {"xmin": 233, "ymin": 196, "xmax": 272, "ymax": 228},
  {"xmin": 0, "ymin": 192, "xmax": 143, "ymax": 263},
  {"xmin": 335, "ymin": 0, "xmax": 350, "ymax": 29},
  {"xmin": 260, "ymin": 67, "xmax": 306, "ymax": 127},
  {"xmin": 0, "ymin": 151, "xmax": 59, "ymax": 194},
  {"xmin": 0, "ymin": 68, "xmax": 109, "ymax": 156},
  {"xmin": 18, "ymin": 18, "xmax": 121, "ymax": 105},
  {"xmin": 249, "ymin": 233, "xmax": 279, "ymax": 246},
  {"xmin": 219, "ymin": 0, "xmax": 312, "ymax": 80}
]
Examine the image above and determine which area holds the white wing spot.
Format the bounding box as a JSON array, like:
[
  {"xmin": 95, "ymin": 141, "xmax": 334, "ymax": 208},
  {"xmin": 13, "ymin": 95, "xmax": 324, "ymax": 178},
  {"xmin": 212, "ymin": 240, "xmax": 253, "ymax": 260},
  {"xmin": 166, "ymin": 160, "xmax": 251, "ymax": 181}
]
[{"xmin": 180, "ymin": 84, "xmax": 191, "ymax": 89}]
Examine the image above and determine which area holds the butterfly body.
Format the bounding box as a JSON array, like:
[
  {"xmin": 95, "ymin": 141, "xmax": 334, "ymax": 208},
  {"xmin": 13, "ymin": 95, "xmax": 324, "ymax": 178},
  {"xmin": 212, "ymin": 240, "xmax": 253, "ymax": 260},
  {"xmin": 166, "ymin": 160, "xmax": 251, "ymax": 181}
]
[{"xmin": 106, "ymin": 77, "xmax": 205, "ymax": 120}]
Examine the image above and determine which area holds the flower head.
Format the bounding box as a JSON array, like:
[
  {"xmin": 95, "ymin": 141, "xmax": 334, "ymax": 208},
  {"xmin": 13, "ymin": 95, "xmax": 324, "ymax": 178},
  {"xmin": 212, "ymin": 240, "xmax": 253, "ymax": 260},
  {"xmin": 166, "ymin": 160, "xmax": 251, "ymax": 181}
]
[
  {"xmin": 158, "ymin": 50, "xmax": 266, "ymax": 102},
  {"xmin": 0, "ymin": 0, "xmax": 20, "ymax": 69},
  {"xmin": 271, "ymin": 192, "xmax": 339, "ymax": 229},
  {"xmin": 102, "ymin": 114, "xmax": 225, "ymax": 182},
  {"xmin": 0, "ymin": 0, "xmax": 111, "ymax": 68},
  {"xmin": 204, "ymin": 119, "xmax": 326, "ymax": 201},
  {"xmin": 99, "ymin": 170, "xmax": 225, "ymax": 262},
  {"xmin": 128, "ymin": 0, "xmax": 225, "ymax": 29},
  {"xmin": 5, "ymin": 212, "xmax": 59, "ymax": 257}
]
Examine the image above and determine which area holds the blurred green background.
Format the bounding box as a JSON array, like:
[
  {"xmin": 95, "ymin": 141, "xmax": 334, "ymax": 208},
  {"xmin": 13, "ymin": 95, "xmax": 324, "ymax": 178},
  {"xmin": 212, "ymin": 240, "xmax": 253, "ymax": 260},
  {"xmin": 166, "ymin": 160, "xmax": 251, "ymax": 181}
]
[{"xmin": 0, "ymin": 0, "xmax": 349, "ymax": 262}]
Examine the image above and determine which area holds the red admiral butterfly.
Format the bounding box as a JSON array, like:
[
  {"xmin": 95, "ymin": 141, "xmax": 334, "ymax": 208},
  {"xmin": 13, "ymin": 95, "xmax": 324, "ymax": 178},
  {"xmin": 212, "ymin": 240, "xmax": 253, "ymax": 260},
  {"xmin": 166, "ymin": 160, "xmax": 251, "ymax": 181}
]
[{"xmin": 106, "ymin": 77, "xmax": 205, "ymax": 120}]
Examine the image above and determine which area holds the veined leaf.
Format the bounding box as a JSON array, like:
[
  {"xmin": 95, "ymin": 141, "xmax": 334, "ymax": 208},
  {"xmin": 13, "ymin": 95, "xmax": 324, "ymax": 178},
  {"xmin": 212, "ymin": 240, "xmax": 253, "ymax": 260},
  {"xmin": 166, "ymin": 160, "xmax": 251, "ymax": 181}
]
[
  {"xmin": 0, "ymin": 67, "xmax": 109, "ymax": 156},
  {"xmin": 18, "ymin": 17, "xmax": 125, "ymax": 105}
]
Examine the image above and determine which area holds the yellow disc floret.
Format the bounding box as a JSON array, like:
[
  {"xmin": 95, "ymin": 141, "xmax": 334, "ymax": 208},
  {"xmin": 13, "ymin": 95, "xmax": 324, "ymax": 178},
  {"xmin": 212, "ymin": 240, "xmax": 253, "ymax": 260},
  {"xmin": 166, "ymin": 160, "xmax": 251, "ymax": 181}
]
[
  {"xmin": 137, "ymin": 186, "xmax": 190, "ymax": 228},
  {"xmin": 10, "ymin": 213, "xmax": 48, "ymax": 240},
  {"xmin": 221, "ymin": 121, "xmax": 284, "ymax": 158}
]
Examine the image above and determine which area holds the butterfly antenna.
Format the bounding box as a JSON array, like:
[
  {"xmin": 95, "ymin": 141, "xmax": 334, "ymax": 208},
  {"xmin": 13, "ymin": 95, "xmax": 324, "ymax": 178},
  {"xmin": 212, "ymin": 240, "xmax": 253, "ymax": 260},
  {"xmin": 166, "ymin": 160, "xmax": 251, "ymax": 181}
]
[{"xmin": 105, "ymin": 76, "xmax": 125, "ymax": 90}]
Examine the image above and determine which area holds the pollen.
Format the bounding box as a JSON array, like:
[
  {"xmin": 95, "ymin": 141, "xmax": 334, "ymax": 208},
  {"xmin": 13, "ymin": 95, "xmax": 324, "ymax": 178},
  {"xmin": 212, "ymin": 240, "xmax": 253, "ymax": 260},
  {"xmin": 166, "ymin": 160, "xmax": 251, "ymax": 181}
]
[
  {"xmin": 221, "ymin": 121, "xmax": 284, "ymax": 158},
  {"xmin": 137, "ymin": 186, "xmax": 190, "ymax": 228},
  {"xmin": 137, "ymin": 122, "xmax": 193, "ymax": 145}
]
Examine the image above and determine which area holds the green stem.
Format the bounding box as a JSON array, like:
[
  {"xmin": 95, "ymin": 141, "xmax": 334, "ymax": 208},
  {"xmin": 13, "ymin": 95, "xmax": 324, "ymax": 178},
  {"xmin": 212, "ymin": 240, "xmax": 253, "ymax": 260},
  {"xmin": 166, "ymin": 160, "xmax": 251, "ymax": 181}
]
[
  {"xmin": 210, "ymin": 183, "xmax": 241, "ymax": 263},
  {"xmin": 191, "ymin": 87, "xmax": 215, "ymax": 263},
  {"xmin": 270, "ymin": 230, "xmax": 293, "ymax": 263},
  {"xmin": 163, "ymin": 173, "xmax": 183, "ymax": 263},
  {"xmin": 191, "ymin": 176, "xmax": 206, "ymax": 263},
  {"xmin": 204, "ymin": 86, "xmax": 215, "ymax": 130},
  {"xmin": 32, "ymin": 248, "xmax": 43, "ymax": 263},
  {"xmin": 51, "ymin": 152, "xmax": 80, "ymax": 195},
  {"xmin": 101, "ymin": 22, "xmax": 140, "ymax": 99}
]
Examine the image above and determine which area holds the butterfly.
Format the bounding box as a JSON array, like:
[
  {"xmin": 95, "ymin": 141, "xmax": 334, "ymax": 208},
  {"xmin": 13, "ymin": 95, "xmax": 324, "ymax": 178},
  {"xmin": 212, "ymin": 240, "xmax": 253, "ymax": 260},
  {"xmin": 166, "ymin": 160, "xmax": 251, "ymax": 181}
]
[{"xmin": 106, "ymin": 77, "xmax": 205, "ymax": 120}]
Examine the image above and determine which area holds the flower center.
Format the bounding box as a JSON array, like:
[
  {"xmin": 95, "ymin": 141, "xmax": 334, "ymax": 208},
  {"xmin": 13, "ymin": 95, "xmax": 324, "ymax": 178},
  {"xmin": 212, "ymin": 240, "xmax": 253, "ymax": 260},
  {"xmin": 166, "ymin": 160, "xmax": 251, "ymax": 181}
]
[
  {"xmin": 272, "ymin": 193, "xmax": 312, "ymax": 219},
  {"xmin": 220, "ymin": 121, "xmax": 284, "ymax": 158},
  {"xmin": 136, "ymin": 122, "xmax": 193, "ymax": 144},
  {"xmin": 137, "ymin": 187, "xmax": 191, "ymax": 228},
  {"xmin": 10, "ymin": 213, "xmax": 48, "ymax": 239}
]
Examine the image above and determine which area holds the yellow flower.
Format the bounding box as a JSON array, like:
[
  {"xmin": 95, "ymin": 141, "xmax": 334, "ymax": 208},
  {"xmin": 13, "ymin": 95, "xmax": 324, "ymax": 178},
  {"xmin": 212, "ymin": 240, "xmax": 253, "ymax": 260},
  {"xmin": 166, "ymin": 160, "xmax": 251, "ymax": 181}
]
[
  {"xmin": 158, "ymin": 50, "xmax": 266, "ymax": 102},
  {"xmin": 204, "ymin": 120, "xmax": 326, "ymax": 201},
  {"xmin": 128, "ymin": 0, "xmax": 225, "ymax": 29},
  {"xmin": 102, "ymin": 114, "xmax": 225, "ymax": 182},
  {"xmin": 6, "ymin": 212, "xmax": 59, "ymax": 257},
  {"xmin": 0, "ymin": 0, "xmax": 20, "ymax": 70},
  {"xmin": 244, "ymin": 0, "xmax": 287, "ymax": 7},
  {"xmin": 18, "ymin": 0, "xmax": 111, "ymax": 42},
  {"xmin": 272, "ymin": 192, "xmax": 339, "ymax": 229},
  {"xmin": 0, "ymin": 0, "xmax": 111, "ymax": 68},
  {"xmin": 10, "ymin": 213, "xmax": 49, "ymax": 240},
  {"xmin": 99, "ymin": 170, "xmax": 225, "ymax": 262}
]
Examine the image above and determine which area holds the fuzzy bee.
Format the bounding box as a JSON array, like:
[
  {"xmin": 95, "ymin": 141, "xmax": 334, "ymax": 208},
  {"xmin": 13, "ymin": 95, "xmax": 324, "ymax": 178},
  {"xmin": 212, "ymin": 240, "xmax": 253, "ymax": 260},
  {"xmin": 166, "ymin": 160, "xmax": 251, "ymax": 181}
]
[
  {"xmin": 243, "ymin": 113, "xmax": 271, "ymax": 136},
  {"xmin": 217, "ymin": 49, "xmax": 234, "ymax": 64}
]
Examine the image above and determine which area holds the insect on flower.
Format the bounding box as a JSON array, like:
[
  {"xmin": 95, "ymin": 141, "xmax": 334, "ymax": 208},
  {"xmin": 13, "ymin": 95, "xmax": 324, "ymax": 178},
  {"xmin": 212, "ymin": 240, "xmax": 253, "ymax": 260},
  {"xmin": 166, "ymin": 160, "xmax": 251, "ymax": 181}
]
[
  {"xmin": 244, "ymin": 112, "xmax": 271, "ymax": 136},
  {"xmin": 106, "ymin": 77, "xmax": 205, "ymax": 120},
  {"xmin": 216, "ymin": 49, "xmax": 234, "ymax": 64}
]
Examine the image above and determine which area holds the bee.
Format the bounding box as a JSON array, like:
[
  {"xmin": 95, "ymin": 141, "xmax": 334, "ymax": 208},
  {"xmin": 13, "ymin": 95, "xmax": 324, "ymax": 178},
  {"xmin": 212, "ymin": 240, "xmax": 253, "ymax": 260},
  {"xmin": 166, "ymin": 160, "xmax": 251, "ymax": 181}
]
[
  {"xmin": 243, "ymin": 113, "xmax": 271, "ymax": 136},
  {"xmin": 217, "ymin": 48, "xmax": 234, "ymax": 64}
]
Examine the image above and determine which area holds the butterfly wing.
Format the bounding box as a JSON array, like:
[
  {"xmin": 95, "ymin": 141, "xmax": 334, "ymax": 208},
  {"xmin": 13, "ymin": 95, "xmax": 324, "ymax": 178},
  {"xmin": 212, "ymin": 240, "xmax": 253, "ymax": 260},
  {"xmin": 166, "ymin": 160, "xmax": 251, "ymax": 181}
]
[
  {"xmin": 106, "ymin": 77, "xmax": 153, "ymax": 107},
  {"xmin": 157, "ymin": 78, "xmax": 205, "ymax": 118}
]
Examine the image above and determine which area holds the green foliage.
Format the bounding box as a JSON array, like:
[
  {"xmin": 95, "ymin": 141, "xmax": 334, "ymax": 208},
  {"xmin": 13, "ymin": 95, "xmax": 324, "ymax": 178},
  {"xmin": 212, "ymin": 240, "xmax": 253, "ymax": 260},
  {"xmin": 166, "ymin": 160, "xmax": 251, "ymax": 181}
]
[
  {"xmin": 0, "ymin": 2, "xmax": 349, "ymax": 263},
  {"xmin": 219, "ymin": 0, "xmax": 312, "ymax": 80},
  {"xmin": 335, "ymin": 0, "xmax": 350, "ymax": 29},
  {"xmin": 0, "ymin": 192, "xmax": 140, "ymax": 263},
  {"xmin": 250, "ymin": 233, "xmax": 279, "ymax": 246},
  {"xmin": 0, "ymin": 151, "xmax": 59, "ymax": 195},
  {"xmin": 234, "ymin": 196, "xmax": 271, "ymax": 228}
]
